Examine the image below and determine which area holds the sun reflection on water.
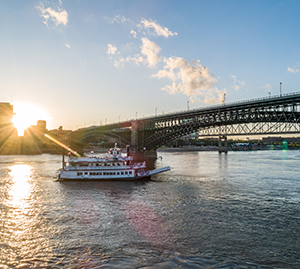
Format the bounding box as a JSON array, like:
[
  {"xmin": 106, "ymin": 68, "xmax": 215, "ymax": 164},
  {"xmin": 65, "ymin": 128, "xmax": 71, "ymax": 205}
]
[{"xmin": 8, "ymin": 163, "xmax": 32, "ymax": 207}]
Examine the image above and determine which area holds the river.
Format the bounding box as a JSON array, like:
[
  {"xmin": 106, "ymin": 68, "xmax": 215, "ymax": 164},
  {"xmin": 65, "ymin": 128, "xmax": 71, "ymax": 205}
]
[{"xmin": 0, "ymin": 150, "xmax": 299, "ymax": 268}]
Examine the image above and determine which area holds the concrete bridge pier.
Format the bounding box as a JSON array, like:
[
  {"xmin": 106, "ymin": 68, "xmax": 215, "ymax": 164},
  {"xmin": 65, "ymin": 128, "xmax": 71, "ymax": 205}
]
[
  {"xmin": 130, "ymin": 149, "xmax": 157, "ymax": 162},
  {"xmin": 218, "ymin": 135, "xmax": 228, "ymax": 154},
  {"xmin": 129, "ymin": 120, "xmax": 158, "ymax": 162}
]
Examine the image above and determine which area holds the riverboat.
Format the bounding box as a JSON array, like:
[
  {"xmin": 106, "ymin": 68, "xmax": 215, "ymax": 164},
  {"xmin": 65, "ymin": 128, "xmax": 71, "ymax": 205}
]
[{"xmin": 58, "ymin": 144, "xmax": 170, "ymax": 181}]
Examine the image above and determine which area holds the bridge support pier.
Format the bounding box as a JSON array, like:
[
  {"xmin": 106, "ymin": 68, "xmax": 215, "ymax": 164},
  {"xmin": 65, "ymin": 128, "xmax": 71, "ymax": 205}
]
[
  {"xmin": 130, "ymin": 148, "xmax": 157, "ymax": 162},
  {"xmin": 218, "ymin": 135, "xmax": 228, "ymax": 154},
  {"xmin": 129, "ymin": 120, "xmax": 157, "ymax": 162}
]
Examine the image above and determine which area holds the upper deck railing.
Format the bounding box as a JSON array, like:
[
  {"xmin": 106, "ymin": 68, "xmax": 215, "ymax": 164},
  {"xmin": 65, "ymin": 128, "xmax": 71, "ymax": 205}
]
[
  {"xmin": 77, "ymin": 91, "xmax": 300, "ymax": 131},
  {"xmin": 141, "ymin": 91, "xmax": 300, "ymax": 121}
]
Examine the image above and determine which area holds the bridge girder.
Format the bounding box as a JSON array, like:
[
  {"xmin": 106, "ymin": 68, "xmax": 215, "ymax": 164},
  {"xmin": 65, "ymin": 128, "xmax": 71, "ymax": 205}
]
[
  {"xmin": 142, "ymin": 110, "xmax": 300, "ymax": 150},
  {"xmin": 70, "ymin": 92, "xmax": 300, "ymax": 151},
  {"xmin": 70, "ymin": 128, "xmax": 131, "ymax": 147}
]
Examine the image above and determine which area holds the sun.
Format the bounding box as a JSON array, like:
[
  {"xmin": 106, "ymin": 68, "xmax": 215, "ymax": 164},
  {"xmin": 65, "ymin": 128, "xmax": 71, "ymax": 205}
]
[{"xmin": 12, "ymin": 103, "xmax": 50, "ymax": 136}]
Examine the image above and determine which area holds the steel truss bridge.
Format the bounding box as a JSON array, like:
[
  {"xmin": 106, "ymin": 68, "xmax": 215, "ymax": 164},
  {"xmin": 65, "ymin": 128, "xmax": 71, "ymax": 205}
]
[{"xmin": 70, "ymin": 92, "xmax": 300, "ymax": 152}]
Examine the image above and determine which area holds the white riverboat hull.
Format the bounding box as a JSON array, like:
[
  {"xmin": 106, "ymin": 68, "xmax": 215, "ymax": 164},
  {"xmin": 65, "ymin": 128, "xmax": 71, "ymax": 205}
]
[
  {"xmin": 57, "ymin": 145, "xmax": 170, "ymax": 181},
  {"xmin": 58, "ymin": 166, "xmax": 170, "ymax": 181}
]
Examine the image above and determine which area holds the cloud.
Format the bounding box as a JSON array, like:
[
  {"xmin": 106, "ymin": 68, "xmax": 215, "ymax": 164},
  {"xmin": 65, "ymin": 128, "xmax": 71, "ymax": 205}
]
[
  {"xmin": 203, "ymin": 88, "xmax": 227, "ymax": 104},
  {"xmin": 140, "ymin": 38, "xmax": 161, "ymax": 67},
  {"xmin": 65, "ymin": 44, "xmax": 70, "ymax": 48},
  {"xmin": 264, "ymin": 83, "xmax": 272, "ymax": 92},
  {"xmin": 126, "ymin": 54, "xmax": 145, "ymax": 66},
  {"xmin": 124, "ymin": 38, "xmax": 161, "ymax": 67},
  {"xmin": 230, "ymin": 75, "xmax": 245, "ymax": 90},
  {"xmin": 105, "ymin": 15, "xmax": 130, "ymax": 24},
  {"xmin": 130, "ymin": 30, "xmax": 137, "ymax": 38},
  {"xmin": 140, "ymin": 19, "xmax": 177, "ymax": 37},
  {"xmin": 287, "ymin": 67, "xmax": 299, "ymax": 73},
  {"xmin": 107, "ymin": 44, "xmax": 117, "ymax": 55},
  {"xmin": 105, "ymin": 15, "xmax": 224, "ymax": 104},
  {"xmin": 114, "ymin": 57, "xmax": 125, "ymax": 68},
  {"xmin": 36, "ymin": 3, "xmax": 68, "ymax": 26},
  {"xmin": 152, "ymin": 57, "xmax": 218, "ymax": 100}
]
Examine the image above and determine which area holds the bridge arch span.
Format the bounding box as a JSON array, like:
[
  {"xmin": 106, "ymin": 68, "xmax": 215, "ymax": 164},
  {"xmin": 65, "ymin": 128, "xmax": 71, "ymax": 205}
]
[{"xmin": 69, "ymin": 92, "xmax": 300, "ymax": 153}]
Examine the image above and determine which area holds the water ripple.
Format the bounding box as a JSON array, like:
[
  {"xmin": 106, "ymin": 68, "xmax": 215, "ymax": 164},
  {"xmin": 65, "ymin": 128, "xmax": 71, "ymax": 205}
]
[{"xmin": 0, "ymin": 152, "xmax": 299, "ymax": 268}]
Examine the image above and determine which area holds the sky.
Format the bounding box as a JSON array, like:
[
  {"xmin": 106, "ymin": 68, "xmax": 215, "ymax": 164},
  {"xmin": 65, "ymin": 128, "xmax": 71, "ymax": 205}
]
[{"xmin": 1, "ymin": 0, "xmax": 300, "ymax": 130}]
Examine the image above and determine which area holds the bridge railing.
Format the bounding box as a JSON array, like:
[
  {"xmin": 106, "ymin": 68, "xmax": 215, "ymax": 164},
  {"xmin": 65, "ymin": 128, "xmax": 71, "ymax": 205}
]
[
  {"xmin": 143, "ymin": 91, "xmax": 300, "ymax": 120},
  {"xmin": 81, "ymin": 91, "xmax": 300, "ymax": 128}
]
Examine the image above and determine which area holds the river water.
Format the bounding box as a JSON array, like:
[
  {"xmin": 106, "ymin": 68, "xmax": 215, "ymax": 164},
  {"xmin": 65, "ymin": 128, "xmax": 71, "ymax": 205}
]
[{"xmin": 0, "ymin": 150, "xmax": 299, "ymax": 268}]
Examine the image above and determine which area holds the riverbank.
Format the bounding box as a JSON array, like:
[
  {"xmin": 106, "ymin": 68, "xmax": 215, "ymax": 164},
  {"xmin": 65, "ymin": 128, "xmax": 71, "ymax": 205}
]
[
  {"xmin": 158, "ymin": 146, "xmax": 218, "ymax": 152},
  {"xmin": 158, "ymin": 146, "xmax": 300, "ymax": 152}
]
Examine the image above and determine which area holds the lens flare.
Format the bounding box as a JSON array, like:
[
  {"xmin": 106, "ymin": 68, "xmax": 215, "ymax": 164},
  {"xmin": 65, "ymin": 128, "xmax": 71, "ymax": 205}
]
[{"xmin": 12, "ymin": 103, "xmax": 50, "ymax": 136}]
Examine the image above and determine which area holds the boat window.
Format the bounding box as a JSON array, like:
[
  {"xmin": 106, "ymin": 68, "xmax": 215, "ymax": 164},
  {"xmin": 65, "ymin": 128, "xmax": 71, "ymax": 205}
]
[
  {"xmin": 85, "ymin": 172, "xmax": 88, "ymax": 175},
  {"xmin": 78, "ymin": 172, "xmax": 82, "ymax": 176},
  {"xmin": 121, "ymin": 172, "xmax": 124, "ymax": 175}
]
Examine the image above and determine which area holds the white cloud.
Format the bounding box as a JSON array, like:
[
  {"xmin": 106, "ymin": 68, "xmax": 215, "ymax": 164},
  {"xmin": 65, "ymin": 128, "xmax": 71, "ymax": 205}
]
[
  {"xmin": 114, "ymin": 57, "xmax": 125, "ymax": 68},
  {"xmin": 130, "ymin": 30, "xmax": 137, "ymax": 38},
  {"xmin": 230, "ymin": 75, "xmax": 245, "ymax": 91},
  {"xmin": 36, "ymin": 3, "xmax": 68, "ymax": 26},
  {"xmin": 264, "ymin": 83, "xmax": 272, "ymax": 92},
  {"xmin": 231, "ymin": 75, "xmax": 237, "ymax": 84},
  {"xmin": 204, "ymin": 88, "xmax": 227, "ymax": 104},
  {"xmin": 152, "ymin": 57, "xmax": 217, "ymax": 100},
  {"xmin": 105, "ymin": 15, "xmax": 130, "ymax": 24},
  {"xmin": 140, "ymin": 38, "xmax": 161, "ymax": 67},
  {"xmin": 65, "ymin": 44, "xmax": 70, "ymax": 48},
  {"xmin": 124, "ymin": 38, "xmax": 161, "ymax": 67},
  {"xmin": 126, "ymin": 54, "xmax": 145, "ymax": 66},
  {"xmin": 287, "ymin": 67, "xmax": 299, "ymax": 73},
  {"xmin": 107, "ymin": 44, "xmax": 117, "ymax": 55},
  {"xmin": 140, "ymin": 19, "xmax": 177, "ymax": 37}
]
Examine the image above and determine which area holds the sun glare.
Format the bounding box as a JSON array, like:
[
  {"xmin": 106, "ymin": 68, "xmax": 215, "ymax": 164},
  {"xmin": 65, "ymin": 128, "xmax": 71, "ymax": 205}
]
[{"xmin": 12, "ymin": 103, "xmax": 50, "ymax": 136}]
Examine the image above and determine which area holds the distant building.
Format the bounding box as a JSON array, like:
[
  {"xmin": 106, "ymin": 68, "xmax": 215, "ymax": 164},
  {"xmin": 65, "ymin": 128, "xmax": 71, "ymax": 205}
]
[
  {"xmin": 24, "ymin": 120, "xmax": 47, "ymax": 137},
  {"xmin": 48, "ymin": 126, "xmax": 72, "ymax": 141},
  {"xmin": 0, "ymin": 102, "xmax": 17, "ymax": 141},
  {"xmin": 37, "ymin": 120, "xmax": 47, "ymax": 130},
  {"xmin": 0, "ymin": 102, "xmax": 15, "ymax": 124},
  {"xmin": 262, "ymin": 136, "xmax": 300, "ymax": 144}
]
